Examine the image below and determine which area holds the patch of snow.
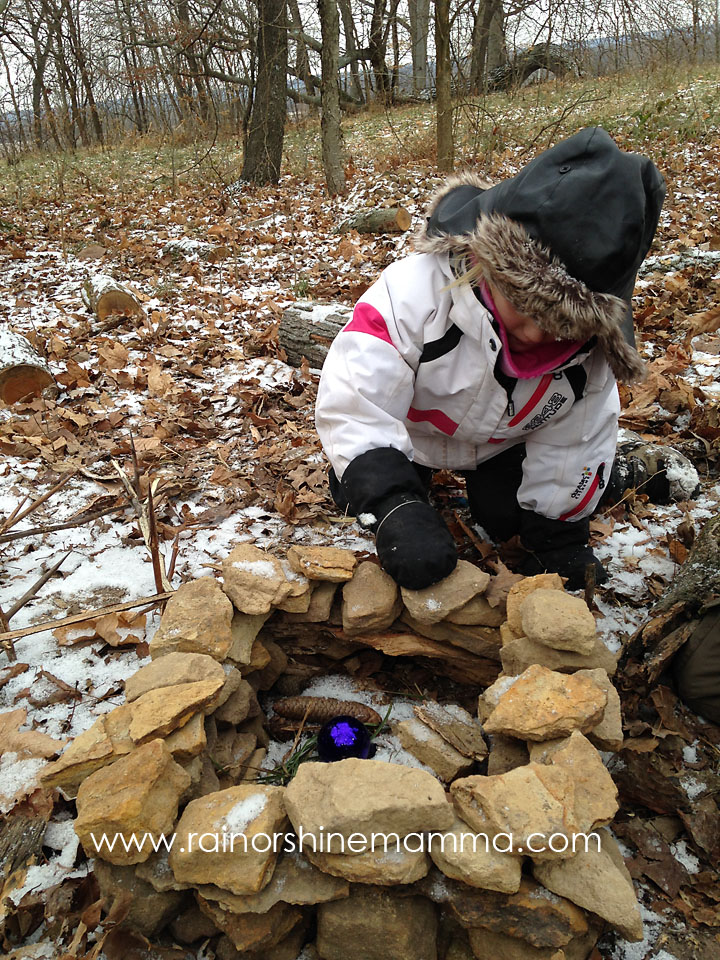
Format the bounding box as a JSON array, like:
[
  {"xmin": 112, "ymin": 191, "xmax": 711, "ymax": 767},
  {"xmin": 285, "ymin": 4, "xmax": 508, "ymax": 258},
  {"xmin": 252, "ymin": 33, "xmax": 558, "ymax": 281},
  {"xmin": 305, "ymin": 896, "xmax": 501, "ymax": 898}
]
[{"xmin": 222, "ymin": 793, "xmax": 269, "ymax": 834}]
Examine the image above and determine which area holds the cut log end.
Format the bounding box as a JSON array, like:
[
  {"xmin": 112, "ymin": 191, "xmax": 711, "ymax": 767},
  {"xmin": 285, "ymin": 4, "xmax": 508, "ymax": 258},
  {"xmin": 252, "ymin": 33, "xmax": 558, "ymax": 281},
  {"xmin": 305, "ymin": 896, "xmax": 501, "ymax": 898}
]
[
  {"xmin": 0, "ymin": 366, "xmax": 56, "ymax": 405},
  {"xmin": 338, "ymin": 207, "xmax": 412, "ymax": 235},
  {"xmin": 96, "ymin": 290, "xmax": 142, "ymax": 322}
]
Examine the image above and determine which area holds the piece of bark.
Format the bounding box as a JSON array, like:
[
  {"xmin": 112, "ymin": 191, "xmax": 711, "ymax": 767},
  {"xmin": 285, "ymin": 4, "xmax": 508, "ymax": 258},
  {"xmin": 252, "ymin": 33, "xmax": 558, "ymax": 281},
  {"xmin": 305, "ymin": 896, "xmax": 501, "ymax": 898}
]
[
  {"xmin": 82, "ymin": 273, "xmax": 142, "ymax": 321},
  {"xmin": 278, "ymin": 302, "xmax": 352, "ymax": 369},
  {"xmin": 338, "ymin": 207, "xmax": 412, "ymax": 234},
  {"xmin": 0, "ymin": 329, "xmax": 57, "ymax": 404}
]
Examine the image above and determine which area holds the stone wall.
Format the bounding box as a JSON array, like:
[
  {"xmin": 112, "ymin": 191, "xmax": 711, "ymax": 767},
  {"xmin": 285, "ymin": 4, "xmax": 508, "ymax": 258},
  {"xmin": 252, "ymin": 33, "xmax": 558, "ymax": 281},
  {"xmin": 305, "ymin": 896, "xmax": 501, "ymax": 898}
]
[{"xmin": 40, "ymin": 545, "xmax": 641, "ymax": 960}]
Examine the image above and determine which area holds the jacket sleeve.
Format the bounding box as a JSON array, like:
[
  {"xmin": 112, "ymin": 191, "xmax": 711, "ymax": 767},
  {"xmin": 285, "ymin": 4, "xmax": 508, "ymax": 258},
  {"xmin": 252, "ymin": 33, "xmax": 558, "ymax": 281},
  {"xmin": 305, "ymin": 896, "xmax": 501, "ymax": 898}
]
[
  {"xmin": 315, "ymin": 254, "xmax": 449, "ymax": 478},
  {"xmin": 517, "ymin": 351, "xmax": 620, "ymax": 522}
]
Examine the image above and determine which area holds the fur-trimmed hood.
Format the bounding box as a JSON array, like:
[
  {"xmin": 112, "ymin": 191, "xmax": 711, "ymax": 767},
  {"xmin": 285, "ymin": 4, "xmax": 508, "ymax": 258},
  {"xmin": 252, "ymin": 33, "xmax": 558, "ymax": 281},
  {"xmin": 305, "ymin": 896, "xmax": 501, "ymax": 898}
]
[{"xmin": 414, "ymin": 129, "xmax": 666, "ymax": 383}]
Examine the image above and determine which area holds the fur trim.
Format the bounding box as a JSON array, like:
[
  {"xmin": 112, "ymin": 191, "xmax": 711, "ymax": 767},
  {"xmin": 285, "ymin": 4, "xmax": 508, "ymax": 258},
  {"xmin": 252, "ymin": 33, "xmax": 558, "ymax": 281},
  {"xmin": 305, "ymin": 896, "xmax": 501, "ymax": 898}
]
[{"xmin": 414, "ymin": 187, "xmax": 645, "ymax": 383}]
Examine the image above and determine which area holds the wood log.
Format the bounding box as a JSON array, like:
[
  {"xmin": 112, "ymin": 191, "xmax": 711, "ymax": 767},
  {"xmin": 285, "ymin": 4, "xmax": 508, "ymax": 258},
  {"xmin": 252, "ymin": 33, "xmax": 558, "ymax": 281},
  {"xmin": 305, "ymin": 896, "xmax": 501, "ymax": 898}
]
[
  {"xmin": 278, "ymin": 301, "xmax": 351, "ymax": 368},
  {"xmin": 0, "ymin": 328, "xmax": 57, "ymax": 404},
  {"xmin": 82, "ymin": 273, "xmax": 142, "ymax": 321},
  {"xmin": 338, "ymin": 207, "xmax": 412, "ymax": 234},
  {"xmin": 619, "ymin": 513, "xmax": 720, "ymax": 680},
  {"xmin": 486, "ymin": 44, "xmax": 578, "ymax": 91},
  {"xmin": 160, "ymin": 238, "xmax": 231, "ymax": 262}
]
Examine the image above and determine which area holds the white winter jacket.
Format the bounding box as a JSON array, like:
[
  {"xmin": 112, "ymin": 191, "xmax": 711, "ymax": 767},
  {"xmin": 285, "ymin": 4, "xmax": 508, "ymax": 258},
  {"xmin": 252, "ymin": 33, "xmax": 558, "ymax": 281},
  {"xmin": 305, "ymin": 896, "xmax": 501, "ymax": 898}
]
[{"xmin": 315, "ymin": 251, "xmax": 619, "ymax": 522}]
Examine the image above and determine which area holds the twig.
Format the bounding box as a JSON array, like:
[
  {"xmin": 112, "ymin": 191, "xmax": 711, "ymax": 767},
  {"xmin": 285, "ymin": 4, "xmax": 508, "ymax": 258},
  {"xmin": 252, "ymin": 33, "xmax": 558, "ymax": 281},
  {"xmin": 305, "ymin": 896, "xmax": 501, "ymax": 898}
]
[
  {"xmin": 146, "ymin": 479, "xmax": 165, "ymax": 593},
  {"xmin": 0, "ymin": 505, "xmax": 124, "ymax": 544},
  {"xmin": 0, "ymin": 472, "xmax": 76, "ymax": 534},
  {"xmin": 584, "ymin": 562, "xmax": 596, "ymax": 610},
  {"xmin": 0, "ymin": 495, "xmax": 30, "ymax": 533},
  {"xmin": 0, "ymin": 591, "xmax": 175, "ymax": 644},
  {"xmin": 5, "ymin": 551, "xmax": 73, "ymax": 621},
  {"xmin": 111, "ymin": 459, "xmax": 171, "ymax": 591},
  {"xmin": 0, "ymin": 603, "xmax": 15, "ymax": 662}
]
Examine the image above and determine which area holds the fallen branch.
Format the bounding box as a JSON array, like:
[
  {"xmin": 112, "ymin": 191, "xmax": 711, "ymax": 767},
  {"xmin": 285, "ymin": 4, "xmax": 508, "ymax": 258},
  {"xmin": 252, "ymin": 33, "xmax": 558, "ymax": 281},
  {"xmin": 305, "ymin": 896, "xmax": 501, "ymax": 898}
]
[
  {"xmin": 0, "ymin": 472, "xmax": 76, "ymax": 534},
  {"xmin": 0, "ymin": 505, "xmax": 124, "ymax": 544},
  {"xmin": 5, "ymin": 551, "xmax": 73, "ymax": 621},
  {"xmin": 0, "ymin": 591, "xmax": 174, "ymax": 644}
]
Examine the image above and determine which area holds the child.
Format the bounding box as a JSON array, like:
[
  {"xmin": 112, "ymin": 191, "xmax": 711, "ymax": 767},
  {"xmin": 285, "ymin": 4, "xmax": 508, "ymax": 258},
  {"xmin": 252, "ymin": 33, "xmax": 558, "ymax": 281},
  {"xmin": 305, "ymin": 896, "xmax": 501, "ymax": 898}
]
[{"xmin": 315, "ymin": 127, "xmax": 666, "ymax": 591}]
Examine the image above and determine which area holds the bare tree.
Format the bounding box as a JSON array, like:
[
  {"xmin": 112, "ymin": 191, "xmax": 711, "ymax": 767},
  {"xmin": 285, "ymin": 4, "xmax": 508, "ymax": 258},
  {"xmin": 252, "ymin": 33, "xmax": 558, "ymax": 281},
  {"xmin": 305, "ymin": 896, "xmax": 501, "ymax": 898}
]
[
  {"xmin": 319, "ymin": 0, "xmax": 346, "ymax": 194},
  {"xmin": 241, "ymin": 0, "xmax": 287, "ymax": 183},
  {"xmin": 435, "ymin": 0, "xmax": 452, "ymax": 170}
]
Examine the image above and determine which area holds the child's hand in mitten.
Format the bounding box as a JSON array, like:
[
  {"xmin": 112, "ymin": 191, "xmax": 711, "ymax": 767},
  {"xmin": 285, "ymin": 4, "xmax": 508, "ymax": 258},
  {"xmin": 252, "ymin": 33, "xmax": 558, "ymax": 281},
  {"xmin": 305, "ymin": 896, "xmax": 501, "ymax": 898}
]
[{"xmin": 375, "ymin": 497, "xmax": 457, "ymax": 589}]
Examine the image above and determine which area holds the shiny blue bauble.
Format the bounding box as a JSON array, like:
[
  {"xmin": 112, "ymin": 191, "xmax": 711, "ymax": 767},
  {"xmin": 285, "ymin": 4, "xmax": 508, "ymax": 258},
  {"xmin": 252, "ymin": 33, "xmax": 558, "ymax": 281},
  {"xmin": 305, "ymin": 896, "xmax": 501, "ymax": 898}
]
[{"xmin": 317, "ymin": 715, "xmax": 376, "ymax": 762}]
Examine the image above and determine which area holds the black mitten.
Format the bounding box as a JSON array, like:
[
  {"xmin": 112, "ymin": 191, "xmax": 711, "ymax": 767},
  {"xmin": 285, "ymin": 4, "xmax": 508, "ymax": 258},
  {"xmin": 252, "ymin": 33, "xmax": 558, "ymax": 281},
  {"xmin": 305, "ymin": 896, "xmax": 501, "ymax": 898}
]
[
  {"xmin": 520, "ymin": 510, "xmax": 607, "ymax": 591},
  {"xmin": 340, "ymin": 448, "xmax": 458, "ymax": 589}
]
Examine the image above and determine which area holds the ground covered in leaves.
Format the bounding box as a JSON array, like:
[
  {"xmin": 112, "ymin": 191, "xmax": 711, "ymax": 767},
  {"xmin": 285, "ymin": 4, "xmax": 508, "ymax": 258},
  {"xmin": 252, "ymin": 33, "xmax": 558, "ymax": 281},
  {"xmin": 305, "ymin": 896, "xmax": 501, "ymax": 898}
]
[{"xmin": 1, "ymin": 70, "xmax": 720, "ymax": 959}]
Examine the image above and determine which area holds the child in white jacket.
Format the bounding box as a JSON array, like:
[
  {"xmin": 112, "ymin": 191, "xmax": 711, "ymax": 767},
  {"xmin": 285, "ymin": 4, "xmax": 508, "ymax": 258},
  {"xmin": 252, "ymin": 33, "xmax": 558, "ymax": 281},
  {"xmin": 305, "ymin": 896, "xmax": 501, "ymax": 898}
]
[{"xmin": 315, "ymin": 128, "xmax": 666, "ymax": 590}]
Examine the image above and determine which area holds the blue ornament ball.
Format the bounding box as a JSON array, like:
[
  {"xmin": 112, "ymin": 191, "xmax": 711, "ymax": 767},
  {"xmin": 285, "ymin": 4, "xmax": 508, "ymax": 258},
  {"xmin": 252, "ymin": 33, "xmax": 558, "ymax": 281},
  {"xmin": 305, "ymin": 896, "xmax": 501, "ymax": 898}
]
[{"xmin": 317, "ymin": 714, "xmax": 376, "ymax": 762}]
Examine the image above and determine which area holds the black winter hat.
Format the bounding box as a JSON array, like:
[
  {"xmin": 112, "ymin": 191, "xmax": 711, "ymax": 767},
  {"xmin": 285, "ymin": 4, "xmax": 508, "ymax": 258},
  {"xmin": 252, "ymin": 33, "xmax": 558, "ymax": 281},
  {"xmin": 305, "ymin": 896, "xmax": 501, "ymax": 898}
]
[{"xmin": 415, "ymin": 127, "xmax": 666, "ymax": 382}]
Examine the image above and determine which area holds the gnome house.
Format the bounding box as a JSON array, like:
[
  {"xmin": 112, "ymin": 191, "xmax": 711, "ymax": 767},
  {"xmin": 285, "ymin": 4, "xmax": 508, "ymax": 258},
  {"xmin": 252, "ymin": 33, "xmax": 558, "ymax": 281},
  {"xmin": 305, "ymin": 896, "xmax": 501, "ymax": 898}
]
[{"xmin": 37, "ymin": 540, "xmax": 643, "ymax": 960}]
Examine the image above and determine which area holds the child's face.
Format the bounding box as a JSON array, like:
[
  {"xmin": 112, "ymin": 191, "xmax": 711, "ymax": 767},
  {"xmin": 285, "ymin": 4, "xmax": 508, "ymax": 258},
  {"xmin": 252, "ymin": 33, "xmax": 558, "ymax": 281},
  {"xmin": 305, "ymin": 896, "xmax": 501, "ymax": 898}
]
[{"xmin": 488, "ymin": 284, "xmax": 558, "ymax": 353}]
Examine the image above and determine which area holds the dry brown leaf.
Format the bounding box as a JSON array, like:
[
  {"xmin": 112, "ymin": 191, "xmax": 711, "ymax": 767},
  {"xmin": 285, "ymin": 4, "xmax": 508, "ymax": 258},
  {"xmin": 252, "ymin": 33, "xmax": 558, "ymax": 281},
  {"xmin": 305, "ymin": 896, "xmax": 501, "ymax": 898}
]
[
  {"xmin": 0, "ymin": 708, "xmax": 66, "ymax": 759},
  {"xmin": 147, "ymin": 364, "xmax": 173, "ymax": 397}
]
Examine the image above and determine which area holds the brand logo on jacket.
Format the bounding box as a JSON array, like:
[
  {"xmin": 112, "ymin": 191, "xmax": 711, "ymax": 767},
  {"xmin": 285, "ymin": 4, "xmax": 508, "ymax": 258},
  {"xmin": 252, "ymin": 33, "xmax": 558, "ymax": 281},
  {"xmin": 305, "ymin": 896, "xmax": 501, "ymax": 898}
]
[
  {"xmin": 522, "ymin": 392, "xmax": 567, "ymax": 432},
  {"xmin": 570, "ymin": 466, "xmax": 593, "ymax": 499}
]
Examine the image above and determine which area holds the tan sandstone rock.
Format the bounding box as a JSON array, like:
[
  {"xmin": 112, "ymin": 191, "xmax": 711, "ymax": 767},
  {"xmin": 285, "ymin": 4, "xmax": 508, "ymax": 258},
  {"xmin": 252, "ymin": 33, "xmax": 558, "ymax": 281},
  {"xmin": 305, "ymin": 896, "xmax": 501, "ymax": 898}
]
[
  {"xmin": 305, "ymin": 843, "xmax": 429, "ymax": 885},
  {"xmin": 421, "ymin": 873, "xmax": 588, "ymax": 948},
  {"xmin": 486, "ymin": 734, "xmax": 530, "ymax": 776},
  {"xmin": 342, "ymin": 561, "xmax": 401, "ymax": 634},
  {"xmin": 501, "ymin": 635, "xmax": 618, "ymax": 677},
  {"xmin": 124, "ymin": 652, "xmax": 225, "ymax": 702},
  {"xmin": 451, "ymin": 764, "xmax": 582, "ymax": 861},
  {"xmin": 197, "ymin": 849, "xmax": 349, "ymax": 911},
  {"xmin": 520, "ymin": 590, "xmax": 596, "ymax": 654},
  {"xmin": 506, "ymin": 574, "xmax": 565, "ymax": 636},
  {"xmin": 150, "ymin": 578, "xmax": 235, "ymax": 661},
  {"xmin": 169, "ymin": 784, "xmax": 287, "ymax": 894},
  {"xmin": 287, "ymin": 545, "xmax": 357, "ymax": 581},
  {"xmin": 41, "ymin": 714, "xmax": 118, "ymax": 793},
  {"xmin": 165, "ymin": 712, "xmax": 207, "ymax": 761},
  {"xmin": 400, "ymin": 613, "xmax": 503, "ymax": 659},
  {"xmin": 533, "ymin": 828, "xmax": 643, "ymax": 942},
  {"xmin": 227, "ymin": 612, "xmax": 271, "ymax": 666},
  {"xmin": 574, "ymin": 668, "xmax": 624, "ymax": 751},
  {"xmin": 197, "ymin": 897, "xmax": 303, "ymax": 953},
  {"xmin": 128, "ymin": 679, "xmax": 224, "ymax": 744},
  {"xmin": 213, "ymin": 679, "xmax": 259, "ymax": 725},
  {"xmin": 483, "ymin": 664, "xmax": 607, "ymax": 741},
  {"xmin": 447, "ymin": 594, "xmax": 506, "ymax": 626},
  {"xmin": 401, "ymin": 561, "xmax": 491, "ymax": 624},
  {"xmin": 529, "ymin": 731, "xmax": 618, "ymax": 829},
  {"xmin": 93, "ymin": 859, "xmax": 185, "ymax": 937},
  {"xmin": 75, "ymin": 739, "xmax": 191, "ymax": 865},
  {"xmin": 283, "ymin": 580, "xmax": 337, "ymax": 622},
  {"xmin": 396, "ymin": 718, "xmax": 474, "ymax": 782},
  {"xmin": 429, "ymin": 814, "xmax": 522, "ymax": 892},
  {"xmin": 317, "ymin": 886, "xmax": 438, "ymax": 960},
  {"xmin": 222, "ymin": 544, "xmax": 293, "ymax": 614},
  {"xmin": 467, "ymin": 923, "xmax": 603, "ymax": 960},
  {"xmin": 284, "ymin": 758, "xmax": 454, "ymax": 853}
]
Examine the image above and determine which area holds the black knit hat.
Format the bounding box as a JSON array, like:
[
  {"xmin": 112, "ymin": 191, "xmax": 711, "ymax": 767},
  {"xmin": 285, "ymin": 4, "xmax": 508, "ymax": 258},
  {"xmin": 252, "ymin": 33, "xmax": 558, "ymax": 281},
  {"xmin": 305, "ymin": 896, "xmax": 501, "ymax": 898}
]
[{"xmin": 415, "ymin": 127, "xmax": 666, "ymax": 382}]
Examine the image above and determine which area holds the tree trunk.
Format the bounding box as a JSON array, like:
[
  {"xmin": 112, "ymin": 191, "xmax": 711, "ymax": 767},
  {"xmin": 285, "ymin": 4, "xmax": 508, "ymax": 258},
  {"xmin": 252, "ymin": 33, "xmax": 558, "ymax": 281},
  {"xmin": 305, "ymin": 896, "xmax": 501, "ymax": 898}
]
[
  {"xmin": 486, "ymin": 0, "xmax": 507, "ymax": 73},
  {"xmin": 0, "ymin": 330, "xmax": 57, "ymax": 405},
  {"xmin": 369, "ymin": 0, "xmax": 391, "ymax": 102},
  {"xmin": 241, "ymin": 0, "xmax": 288, "ymax": 185},
  {"xmin": 408, "ymin": 0, "xmax": 430, "ymax": 93},
  {"xmin": 319, "ymin": 0, "xmax": 346, "ymax": 195},
  {"xmin": 435, "ymin": 0, "xmax": 453, "ymax": 172},
  {"xmin": 338, "ymin": 0, "xmax": 364, "ymax": 103},
  {"xmin": 278, "ymin": 303, "xmax": 352, "ymax": 368},
  {"xmin": 288, "ymin": 0, "xmax": 316, "ymax": 98}
]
